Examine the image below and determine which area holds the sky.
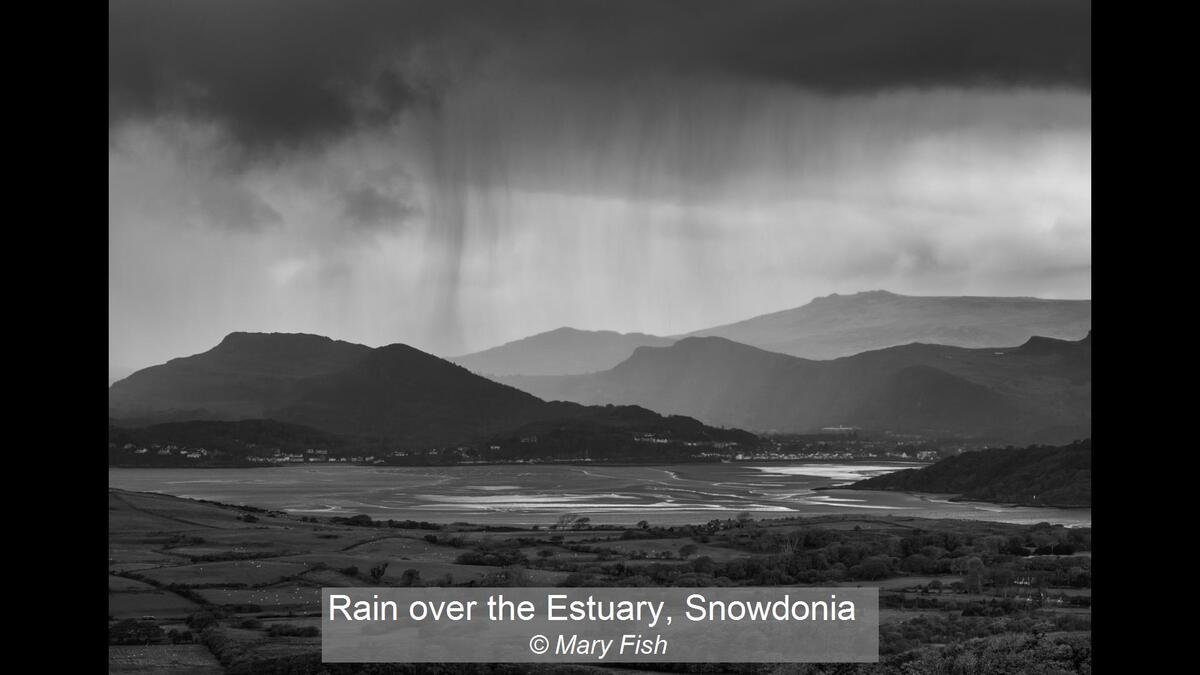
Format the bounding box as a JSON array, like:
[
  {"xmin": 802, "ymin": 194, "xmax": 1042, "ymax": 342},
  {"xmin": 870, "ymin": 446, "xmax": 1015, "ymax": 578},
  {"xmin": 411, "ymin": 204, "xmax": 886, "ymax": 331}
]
[{"xmin": 109, "ymin": 0, "xmax": 1091, "ymax": 372}]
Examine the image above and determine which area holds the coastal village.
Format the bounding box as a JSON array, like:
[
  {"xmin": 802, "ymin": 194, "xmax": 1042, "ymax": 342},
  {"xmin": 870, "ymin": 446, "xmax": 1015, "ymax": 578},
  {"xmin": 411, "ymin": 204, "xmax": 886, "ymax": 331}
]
[{"xmin": 111, "ymin": 436, "xmax": 945, "ymax": 466}]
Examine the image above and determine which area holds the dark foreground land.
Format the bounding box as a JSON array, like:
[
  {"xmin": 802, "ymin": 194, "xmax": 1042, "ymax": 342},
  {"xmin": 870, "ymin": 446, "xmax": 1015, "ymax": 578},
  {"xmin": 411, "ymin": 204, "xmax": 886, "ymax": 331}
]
[
  {"xmin": 109, "ymin": 489, "xmax": 1092, "ymax": 674},
  {"xmin": 850, "ymin": 440, "xmax": 1092, "ymax": 508}
]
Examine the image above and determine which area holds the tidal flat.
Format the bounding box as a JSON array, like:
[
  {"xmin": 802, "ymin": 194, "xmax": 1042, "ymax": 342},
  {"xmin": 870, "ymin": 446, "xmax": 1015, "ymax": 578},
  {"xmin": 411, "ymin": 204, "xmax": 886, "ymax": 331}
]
[{"xmin": 109, "ymin": 462, "xmax": 1090, "ymax": 527}]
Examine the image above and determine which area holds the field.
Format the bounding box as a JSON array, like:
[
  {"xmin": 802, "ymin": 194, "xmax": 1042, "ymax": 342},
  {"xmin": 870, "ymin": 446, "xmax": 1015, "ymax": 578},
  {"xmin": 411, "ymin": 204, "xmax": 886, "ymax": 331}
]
[
  {"xmin": 109, "ymin": 488, "xmax": 1091, "ymax": 673},
  {"xmin": 108, "ymin": 644, "xmax": 223, "ymax": 674}
]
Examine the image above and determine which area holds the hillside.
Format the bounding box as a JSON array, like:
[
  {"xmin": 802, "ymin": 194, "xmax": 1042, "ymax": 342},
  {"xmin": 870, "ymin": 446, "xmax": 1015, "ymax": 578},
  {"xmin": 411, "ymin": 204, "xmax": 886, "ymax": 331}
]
[
  {"xmin": 503, "ymin": 332, "xmax": 1091, "ymax": 444},
  {"xmin": 848, "ymin": 440, "xmax": 1092, "ymax": 507},
  {"xmin": 108, "ymin": 419, "xmax": 354, "ymax": 461},
  {"xmin": 682, "ymin": 290, "xmax": 1091, "ymax": 359},
  {"xmin": 268, "ymin": 342, "xmax": 557, "ymax": 445},
  {"xmin": 108, "ymin": 332, "xmax": 372, "ymax": 421}
]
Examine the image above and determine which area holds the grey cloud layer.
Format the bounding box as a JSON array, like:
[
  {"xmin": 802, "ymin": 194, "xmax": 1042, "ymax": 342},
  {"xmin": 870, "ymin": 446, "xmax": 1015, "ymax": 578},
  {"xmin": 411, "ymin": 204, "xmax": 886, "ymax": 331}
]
[{"xmin": 109, "ymin": 0, "xmax": 1090, "ymax": 155}]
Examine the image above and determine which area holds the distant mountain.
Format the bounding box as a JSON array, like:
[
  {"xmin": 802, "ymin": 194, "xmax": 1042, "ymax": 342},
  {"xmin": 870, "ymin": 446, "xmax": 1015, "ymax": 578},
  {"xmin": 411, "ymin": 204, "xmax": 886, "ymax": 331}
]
[
  {"xmin": 849, "ymin": 440, "xmax": 1092, "ymax": 507},
  {"xmin": 681, "ymin": 290, "xmax": 1091, "ymax": 360},
  {"xmin": 503, "ymin": 332, "xmax": 1091, "ymax": 444},
  {"xmin": 108, "ymin": 364, "xmax": 138, "ymax": 385},
  {"xmin": 451, "ymin": 291, "xmax": 1090, "ymax": 377},
  {"xmin": 109, "ymin": 332, "xmax": 751, "ymax": 449},
  {"xmin": 451, "ymin": 327, "xmax": 675, "ymax": 376}
]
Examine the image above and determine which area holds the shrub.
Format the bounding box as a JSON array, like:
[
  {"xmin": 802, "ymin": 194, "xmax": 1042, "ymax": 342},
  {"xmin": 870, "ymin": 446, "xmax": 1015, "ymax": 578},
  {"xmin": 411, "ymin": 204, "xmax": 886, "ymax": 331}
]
[
  {"xmin": 267, "ymin": 623, "xmax": 320, "ymax": 637},
  {"xmin": 109, "ymin": 619, "xmax": 164, "ymax": 645}
]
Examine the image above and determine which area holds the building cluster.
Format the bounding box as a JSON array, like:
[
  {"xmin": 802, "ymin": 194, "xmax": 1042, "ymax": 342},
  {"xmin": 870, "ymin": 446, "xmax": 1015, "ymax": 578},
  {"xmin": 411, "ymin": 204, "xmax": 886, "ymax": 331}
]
[
  {"xmin": 246, "ymin": 449, "xmax": 381, "ymax": 464},
  {"xmin": 113, "ymin": 429, "xmax": 965, "ymax": 466},
  {"xmin": 633, "ymin": 433, "xmax": 671, "ymax": 444},
  {"xmin": 763, "ymin": 437, "xmax": 948, "ymax": 461},
  {"xmin": 120, "ymin": 442, "xmax": 209, "ymax": 460},
  {"xmin": 634, "ymin": 434, "xmax": 740, "ymax": 449}
]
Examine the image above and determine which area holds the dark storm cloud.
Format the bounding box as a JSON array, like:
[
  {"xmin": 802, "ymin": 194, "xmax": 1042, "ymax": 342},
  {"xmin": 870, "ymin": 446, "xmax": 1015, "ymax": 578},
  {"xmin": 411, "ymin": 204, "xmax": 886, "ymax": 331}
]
[
  {"xmin": 110, "ymin": 0, "xmax": 1090, "ymax": 156},
  {"xmin": 108, "ymin": 0, "xmax": 433, "ymax": 156}
]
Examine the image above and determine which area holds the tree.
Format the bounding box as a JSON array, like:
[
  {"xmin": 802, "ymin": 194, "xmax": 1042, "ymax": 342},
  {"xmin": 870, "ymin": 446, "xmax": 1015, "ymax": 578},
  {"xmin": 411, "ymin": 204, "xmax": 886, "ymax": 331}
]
[
  {"xmin": 679, "ymin": 543, "xmax": 699, "ymax": 560},
  {"xmin": 901, "ymin": 553, "xmax": 936, "ymax": 575},
  {"xmin": 779, "ymin": 534, "xmax": 800, "ymax": 556},
  {"xmin": 186, "ymin": 611, "xmax": 218, "ymax": 631},
  {"xmin": 400, "ymin": 568, "xmax": 421, "ymax": 586},
  {"xmin": 849, "ymin": 558, "xmax": 891, "ymax": 581},
  {"xmin": 637, "ymin": 520, "xmax": 649, "ymax": 529},
  {"xmin": 369, "ymin": 561, "xmax": 389, "ymax": 583},
  {"xmin": 965, "ymin": 556, "xmax": 985, "ymax": 594},
  {"xmin": 991, "ymin": 566, "xmax": 1014, "ymax": 590}
]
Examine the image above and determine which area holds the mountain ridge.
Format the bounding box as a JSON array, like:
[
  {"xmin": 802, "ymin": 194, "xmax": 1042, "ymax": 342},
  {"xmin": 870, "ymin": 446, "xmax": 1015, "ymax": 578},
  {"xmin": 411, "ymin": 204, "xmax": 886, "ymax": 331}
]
[
  {"xmin": 109, "ymin": 332, "xmax": 752, "ymax": 450},
  {"xmin": 681, "ymin": 290, "xmax": 1091, "ymax": 360},
  {"xmin": 449, "ymin": 290, "xmax": 1091, "ymax": 376},
  {"xmin": 502, "ymin": 331, "xmax": 1090, "ymax": 444}
]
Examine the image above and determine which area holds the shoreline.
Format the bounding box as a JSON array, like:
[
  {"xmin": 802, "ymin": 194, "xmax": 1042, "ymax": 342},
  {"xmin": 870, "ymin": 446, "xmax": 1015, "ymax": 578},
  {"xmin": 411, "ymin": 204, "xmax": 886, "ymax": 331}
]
[
  {"xmin": 108, "ymin": 457, "xmax": 932, "ymax": 470},
  {"xmin": 816, "ymin": 484, "xmax": 1092, "ymax": 510},
  {"xmin": 110, "ymin": 482, "xmax": 1089, "ymax": 530}
]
